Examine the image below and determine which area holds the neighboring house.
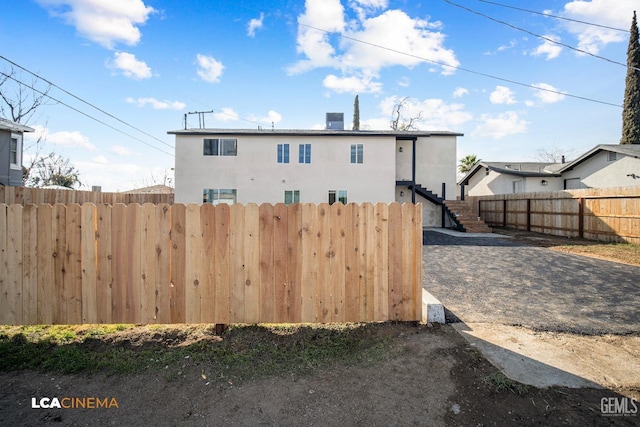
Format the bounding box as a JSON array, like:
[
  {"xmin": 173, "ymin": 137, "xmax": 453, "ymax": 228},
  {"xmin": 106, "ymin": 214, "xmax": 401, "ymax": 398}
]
[
  {"xmin": 557, "ymin": 144, "xmax": 640, "ymax": 189},
  {"xmin": 123, "ymin": 184, "xmax": 174, "ymax": 194},
  {"xmin": 0, "ymin": 118, "xmax": 34, "ymax": 186},
  {"xmin": 459, "ymin": 162, "xmax": 563, "ymax": 197},
  {"xmin": 169, "ymin": 120, "xmax": 462, "ymax": 227},
  {"xmin": 459, "ymin": 144, "xmax": 640, "ymax": 197}
]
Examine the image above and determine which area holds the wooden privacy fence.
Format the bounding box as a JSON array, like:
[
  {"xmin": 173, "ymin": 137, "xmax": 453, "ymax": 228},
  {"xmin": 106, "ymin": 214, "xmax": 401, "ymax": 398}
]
[
  {"xmin": 469, "ymin": 186, "xmax": 640, "ymax": 244},
  {"xmin": 0, "ymin": 186, "xmax": 174, "ymax": 205},
  {"xmin": 0, "ymin": 202, "xmax": 423, "ymax": 325}
]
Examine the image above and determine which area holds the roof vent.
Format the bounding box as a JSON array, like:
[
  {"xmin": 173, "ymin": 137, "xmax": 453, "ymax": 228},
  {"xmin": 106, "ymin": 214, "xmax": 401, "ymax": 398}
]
[{"xmin": 326, "ymin": 113, "xmax": 344, "ymax": 130}]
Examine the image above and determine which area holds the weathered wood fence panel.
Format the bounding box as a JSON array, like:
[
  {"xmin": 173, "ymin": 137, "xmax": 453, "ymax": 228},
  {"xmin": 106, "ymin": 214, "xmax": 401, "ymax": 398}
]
[
  {"xmin": 469, "ymin": 186, "xmax": 640, "ymax": 244},
  {"xmin": 0, "ymin": 187, "xmax": 174, "ymax": 205},
  {"xmin": 0, "ymin": 202, "xmax": 422, "ymax": 325}
]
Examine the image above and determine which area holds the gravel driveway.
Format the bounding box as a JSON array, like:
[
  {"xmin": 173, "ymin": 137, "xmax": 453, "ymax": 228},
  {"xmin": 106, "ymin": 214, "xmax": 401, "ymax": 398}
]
[{"xmin": 422, "ymin": 230, "xmax": 640, "ymax": 335}]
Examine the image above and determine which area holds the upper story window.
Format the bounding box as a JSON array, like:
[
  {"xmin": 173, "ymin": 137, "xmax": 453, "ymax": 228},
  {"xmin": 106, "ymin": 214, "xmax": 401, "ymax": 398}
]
[
  {"xmin": 277, "ymin": 144, "xmax": 290, "ymax": 163},
  {"xmin": 10, "ymin": 137, "xmax": 19, "ymax": 165},
  {"xmin": 204, "ymin": 138, "xmax": 237, "ymax": 156},
  {"xmin": 298, "ymin": 144, "xmax": 311, "ymax": 164},
  {"xmin": 350, "ymin": 144, "xmax": 363, "ymax": 164}
]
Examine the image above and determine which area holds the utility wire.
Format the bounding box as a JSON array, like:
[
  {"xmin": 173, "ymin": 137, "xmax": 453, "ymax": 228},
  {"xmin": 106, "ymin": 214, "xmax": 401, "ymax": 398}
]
[
  {"xmin": 443, "ymin": 0, "xmax": 634, "ymax": 70},
  {"xmin": 298, "ymin": 22, "xmax": 622, "ymax": 107},
  {"xmin": 475, "ymin": 0, "xmax": 628, "ymax": 32},
  {"xmin": 1, "ymin": 71, "xmax": 174, "ymax": 156},
  {"xmin": 0, "ymin": 55, "xmax": 174, "ymax": 150}
]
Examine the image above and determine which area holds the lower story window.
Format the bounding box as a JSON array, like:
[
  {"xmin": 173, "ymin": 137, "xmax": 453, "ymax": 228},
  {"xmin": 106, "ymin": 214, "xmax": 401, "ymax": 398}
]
[
  {"xmin": 284, "ymin": 190, "xmax": 300, "ymax": 205},
  {"xmin": 203, "ymin": 188, "xmax": 237, "ymax": 205},
  {"xmin": 328, "ymin": 190, "xmax": 347, "ymax": 205}
]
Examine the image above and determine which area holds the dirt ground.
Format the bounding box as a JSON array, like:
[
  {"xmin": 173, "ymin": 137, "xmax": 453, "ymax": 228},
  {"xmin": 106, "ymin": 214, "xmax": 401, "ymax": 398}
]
[{"xmin": 1, "ymin": 323, "xmax": 638, "ymax": 427}]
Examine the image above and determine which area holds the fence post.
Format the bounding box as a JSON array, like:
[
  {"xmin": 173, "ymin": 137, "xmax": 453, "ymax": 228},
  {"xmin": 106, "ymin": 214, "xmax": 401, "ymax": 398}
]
[
  {"xmin": 526, "ymin": 199, "xmax": 531, "ymax": 232},
  {"xmin": 503, "ymin": 199, "xmax": 507, "ymax": 227},
  {"xmin": 578, "ymin": 197, "xmax": 584, "ymax": 239}
]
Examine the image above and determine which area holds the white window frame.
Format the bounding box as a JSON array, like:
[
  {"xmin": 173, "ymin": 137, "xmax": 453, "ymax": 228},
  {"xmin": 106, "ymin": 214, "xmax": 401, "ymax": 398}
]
[
  {"xmin": 350, "ymin": 143, "xmax": 363, "ymax": 164},
  {"xmin": 328, "ymin": 190, "xmax": 347, "ymax": 205},
  {"xmin": 298, "ymin": 143, "xmax": 311, "ymax": 164},
  {"xmin": 203, "ymin": 188, "xmax": 237, "ymax": 205},
  {"xmin": 284, "ymin": 190, "xmax": 300, "ymax": 204},
  {"xmin": 9, "ymin": 133, "xmax": 21, "ymax": 170},
  {"xmin": 277, "ymin": 144, "xmax": 290, "ymax": 163}
]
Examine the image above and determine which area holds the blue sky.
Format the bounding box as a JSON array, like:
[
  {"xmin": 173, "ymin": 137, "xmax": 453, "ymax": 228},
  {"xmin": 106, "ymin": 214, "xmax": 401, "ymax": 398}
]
[{"xmin": 1, "ymin": 0, "xmax": 638, "ymax": 191}]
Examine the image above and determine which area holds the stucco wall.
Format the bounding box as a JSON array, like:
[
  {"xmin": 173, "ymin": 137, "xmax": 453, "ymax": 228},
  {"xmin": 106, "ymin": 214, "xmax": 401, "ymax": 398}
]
[
  {"xmin": 466, "ymin": 169, "xmax": 563, "ymax": 196},
  {"xmin": 561, "ymin": 151, "xmax": 640, "ymax": 189},
  {"xmin": 175, "ymin": 134, "xmax": 398, "ymax": 205}
]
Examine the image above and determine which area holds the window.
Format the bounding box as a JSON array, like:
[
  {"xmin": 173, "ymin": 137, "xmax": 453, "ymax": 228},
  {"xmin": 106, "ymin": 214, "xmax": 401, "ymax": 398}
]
[
  {"xmin": 298, "ymin": 144, "xmax": 311, "ymax": 164},
  {"xmin": 203, "ymin": 188, "xmax": 237, "ymax": 205},
  {"xmin": 203, "ymin": 138, "xmax": 237, "ymax": 156},
  {"xmin": 10, "ymin": 137, "xmax": 18, "ymax": 165},
  {"xmin": 608, "ymin": 152, "xmax": 617, "ymax": 161},
  {"xmin": 350, "ymin": 144, "xmax": 363, "ymax": 164},
  {"xmin": 328, "ymin": 190, "xmax": 347, "ymax": 205},
  {"xmin": 277, "ymin": 144, "xmax": 290, "ymax": 163},
  {"xmin": 512, "ymin": 180, "xmax": 522, "ymax": 194},
  {"xmin": 284, "ymin": 190, "xmax": 300, "ymax": 205}
]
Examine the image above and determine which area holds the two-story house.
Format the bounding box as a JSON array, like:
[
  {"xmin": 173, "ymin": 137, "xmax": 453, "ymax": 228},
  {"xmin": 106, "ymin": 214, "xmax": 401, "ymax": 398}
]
[
  {"xmin": 169, "ymin": 122, "xmax": 462, "ymax": 227},
  {"xmin": 0, "ymin": 118, "xmax": 34, "ymax": 186}
]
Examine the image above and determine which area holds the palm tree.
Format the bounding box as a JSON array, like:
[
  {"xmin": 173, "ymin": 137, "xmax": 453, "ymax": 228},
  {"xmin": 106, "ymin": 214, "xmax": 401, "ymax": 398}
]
[{"xmin": 458, "ymin": 154, "xmax": 479, "ymax": 174}]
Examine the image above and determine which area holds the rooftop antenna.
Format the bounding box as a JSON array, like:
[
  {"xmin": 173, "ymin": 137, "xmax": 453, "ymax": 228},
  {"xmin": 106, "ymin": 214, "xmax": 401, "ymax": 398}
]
[{"xmin": 187, "ymin": 110, "xmax": 214, "ymax": 129}]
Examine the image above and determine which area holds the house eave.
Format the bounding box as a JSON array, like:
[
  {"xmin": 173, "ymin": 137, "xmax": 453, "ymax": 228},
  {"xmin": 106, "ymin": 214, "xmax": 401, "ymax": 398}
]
[{"xmin": 168, "ymin": 128, "xmax": 464, "ymax": 138}]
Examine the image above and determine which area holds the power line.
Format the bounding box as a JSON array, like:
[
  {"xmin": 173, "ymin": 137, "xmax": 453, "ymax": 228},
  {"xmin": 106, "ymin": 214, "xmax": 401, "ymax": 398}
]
[
  {"xmin": 443, "ymin": 0, "xmax": 633, "ymax": 70},
  {"xmin": 475, "ymin": 0, "xmax": 628, "ymax": 32},
  {"xmin": 0, "ymin": 55, "xmax": 174, "ymax": 151},
  {"xmin": 298, "ymin": 22, "xmax": 622, "ymax": 108},
  {"xmin": 0, "ymin": 71, "xmax": 174, "ymax": 156}
]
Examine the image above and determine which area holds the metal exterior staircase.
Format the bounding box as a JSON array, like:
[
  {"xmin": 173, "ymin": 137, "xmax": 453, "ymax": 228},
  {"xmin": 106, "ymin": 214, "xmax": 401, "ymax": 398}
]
[{"xmin": 397, "ymin": 182, "xmax": 465, "ymax": 231}]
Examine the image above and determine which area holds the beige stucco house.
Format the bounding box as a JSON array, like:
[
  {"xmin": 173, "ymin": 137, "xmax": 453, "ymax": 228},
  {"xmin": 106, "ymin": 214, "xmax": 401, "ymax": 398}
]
[
  {"xmin": 459, "ymin": 144, "xmax": 640, "ymax": 197},
  {"xmin": 169, "ymin": 127, "xmax": 462, "ymax": 227}
]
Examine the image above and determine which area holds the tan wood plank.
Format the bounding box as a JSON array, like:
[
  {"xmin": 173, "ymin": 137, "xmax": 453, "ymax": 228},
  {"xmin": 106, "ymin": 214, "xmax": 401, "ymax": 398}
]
[
  {"xmin": 361, "ymin": 203, "xmax": 375, "ymax": 321},
  {"xmin": 200, "ymin": 203, "xmax": 216, "ymax": 323},
  {"xmin": 286, "ymin": 203, "xmax": 302, "ymax": 322},
  {"xmin": 170, "ymin": 204, "xmax": 186, "ymax": 323},
  {"xmin": 140, "ymin": 203, "xmax": 157, "ymax": 324},
  {"xmin": 53, "ymin": 204, "xmax": 67, "ymax": 324},
  {"xmin": 329, "ymin": 202, "xmax": 346, "ymax": 323},
  {"xmin": 81, "ymin": 204, "xmax": 97, "ymax": 324},
  {"xmin": 22, "ymin": 204, "xmax": 38, "ymax": 324},
  {"xmin": 273, "ymin": 203, "xmax": 288, "ymax": 323},
  {"xmin": 0, "ymin": 205, "xmax": 6, "ymax": 324},
  {"xmin": 6, "ymin": 205, "xmax": 22, "ymax": 324},
  {"xmin": 229, "ymin": 203, "xmax": 245, "ymax": 323},
  {"xmin": 412, "ymin": 203, "xmax": 423, "ymax": 321},
  {"xmin": 402, "ymin": 203, "xmax": 418, "ymax": 321},
  {"xmin": 300, "ymin": 203, "xmax": 318, "ymax": 322},
  {"xmin": 96, "ymin": 204, "xmax": 113, "ymax": 324},
  {"xmin": 344, "ymin": 203, "xmax": 360, "ymax": 322},
  {"xmin": 244, "ymin": 204, "xmax": 261, "ymax": 324},
  {"xmin": 185, "ymin": 203, "xmax": 202, "ymax": 323},
  {"xmin": 155, "ymin": 203, "xmax": 172, "ymax": 323},
  {"xmin": 213, "ymin": 204, "xmax": 230, "ymax": 324},
  {"xmin": 316, "ymin": 203, "xmax": 332, "ymax": 323},
  {"xmin": 374, "ymin": 203, "xmax": 389, "ymax": 321},
  {"xmin": 388, "ymin": 203, "xmax": 403, "ymax": 321},
  {"xmin": 36, "ymin": 204, "xmax": 54, "ymax": 324},
  {"xmin": 259, "ymin": 204, "xmax": 275, "ymax": 323},
  {"xmin": 123, "ymin": 204, "xmax": 142, "ymax": 323}
]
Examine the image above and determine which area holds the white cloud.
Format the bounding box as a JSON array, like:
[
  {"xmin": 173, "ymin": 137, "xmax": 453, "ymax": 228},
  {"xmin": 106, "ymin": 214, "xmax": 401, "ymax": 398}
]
[
  {"xmin": 111, "ymin": 145, "xmax": 133, "ymax": 156},
  {"xmin": 111, "ymin": 52, "xmax": 152, "ymax": 79},
  {"xmin": 250, "ymin": 110, "xmax": 283, "ymax": 124},
  {"xmin": 453, "ymin": 87, "xmax": 469, "ymax": 98},
  {"xmin": 196, "ymin": 54, "xmax": 224, "ymax": 83},
  {"xmin": 213, "ymin": 107, "xmax": 239, "ymax": 122},
  {"xmin": 126, "ymin": 97, "xmax": 185, "ymax": 110},
  {"xmin": 472, "ymin": 111, "xmax": 528, "ymax": 139},
  {"xmin": 561, "ymin": 0, "xmax": 640, "ymax": 54},
  {"xmin": 531, "ymin": 35, "xmax": 563, "ymax": 60},
  {"xmin": 323, "ymin": 74, "xmax": 382, "ymax": 93},
  {"xmin": 490, "ymin": 86, "xmax": 516, "ymax": 105},
  {"xmin": 247, "ymin": 12, "xmax": 264, "ymax": 37},
  {"xmin": 26, "ymin": 125, "xmax": 97, "ymax": 150},
  {"xmin": 484, "ymin": 40, "xmax": 517, "ymax": 56},
  {"xmin": 288, "ymin": 1, "xmax": 459, "ymax": 94},
  {"xmin": 37, "ymin": 0, "xmax": 155, "ymax": 49},
  {"xmin": 532, "ymin": 82, "xmax": 566, "ymax": 104}
]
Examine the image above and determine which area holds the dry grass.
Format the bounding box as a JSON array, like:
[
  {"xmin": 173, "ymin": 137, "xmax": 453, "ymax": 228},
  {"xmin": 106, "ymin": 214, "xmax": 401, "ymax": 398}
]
[{"xmin": 494, "ymin": 227, "xmax": 640, "ymax": 266}]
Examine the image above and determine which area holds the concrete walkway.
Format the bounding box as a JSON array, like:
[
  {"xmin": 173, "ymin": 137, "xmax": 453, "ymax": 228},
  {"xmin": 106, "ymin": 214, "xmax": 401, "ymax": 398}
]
[{"xmin": 422, "ymin": 228, "xmax": 640, "ymax": 390}]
